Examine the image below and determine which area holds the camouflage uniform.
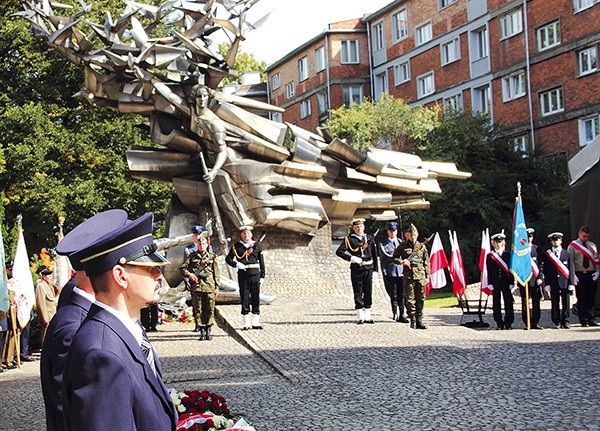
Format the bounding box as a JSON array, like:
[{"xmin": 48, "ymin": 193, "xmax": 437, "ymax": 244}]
[
  {"xmin": 179, "ymin": 250, "xmax": 220, "ymax": 330},
  {"xmin": 394, "ymin": 239, "xmax": 430, "ymax": 323}
]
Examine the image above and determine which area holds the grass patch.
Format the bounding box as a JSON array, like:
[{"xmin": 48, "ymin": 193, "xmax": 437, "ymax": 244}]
[{"xmin": 425, "ymin": 288, "xmax": 459, "ymax": 308}]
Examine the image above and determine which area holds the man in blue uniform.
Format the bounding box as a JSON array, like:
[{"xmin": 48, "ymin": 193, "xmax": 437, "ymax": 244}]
[
  {"xmin": 486, "ymin": 231, "xmax": 515, "ymax": 330},
  {"xmin": 62, "ymin": 211, "xmax": 177, "ymax": 431},
  {"xmin": 226, "ymin": 226, "xmax": 266, "ymax": 330},
  {"xmin": 336, "ymin": 218, "xmax": 379, "ymax": 324},
  {"xmin": 543, "ymin": 232, "xmax": 576, "ymax": 329},
  {"xmin": 379, "ymin": 221, "xmax": 407, "ymax": 323},
  {"xmin": 519, "ymin": 228, "xmax": 544, "ymax": 330}
]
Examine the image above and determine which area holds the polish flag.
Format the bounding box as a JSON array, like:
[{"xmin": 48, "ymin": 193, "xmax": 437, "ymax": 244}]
[
  {"xmin": 448, "ymin": 231, "xmax": 467, "ymax": 297},
  {"xmin": 479, "ymin": 228, "xmax": 492, "ymax": 296},
  {"xmin": 426, "ymin": 232, "xmax": 449, "ymax": 296}
]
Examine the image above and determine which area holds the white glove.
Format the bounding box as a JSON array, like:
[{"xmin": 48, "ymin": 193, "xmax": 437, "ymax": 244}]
[
  {"xmin": 536, "ymin": 278, "xmax": 543, "ymax": 286},
  {"xmin": 372, "ymin": 271, "xmax": 377, "ymax": 280},
  {"xmin": 236, "ymin": 262, "xmax": 247, "ymax": 271},
  {"xmin": 568, "ymin": 285, "xmax": 575, "ymax": 293},
  {"xmin": 510, "ymin": 285, "xmax": 518, "ymax": 294},
  {"xmin": 259, "ymin": 278, "xmax": 265, "ymax": 286},
  {"xmin": 488, "ymin": 284, "xmax": 494, "ymax": 291},
  {"xmin": 350, "ymin": 256, "xmax": 362, "ymax": 265},
  {"xmin": 593, "ymin": 272, "xmax": 600, "ymax": 281},
  {"xmin": 544, "ymin": 285, "xmax": 551, "ymax": 293}
]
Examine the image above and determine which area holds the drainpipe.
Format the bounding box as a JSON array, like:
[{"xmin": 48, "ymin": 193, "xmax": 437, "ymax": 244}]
[
  {"xmin": 326, "ymin": 33, "xmax": 331, "ymax": 120},
  {"xmin": 523, "ymin": 0, "xmax": 536, "ymax": 154},
  {"xmin": 366, "ymin": 20, "xmax": 374, "ymax": 100}
]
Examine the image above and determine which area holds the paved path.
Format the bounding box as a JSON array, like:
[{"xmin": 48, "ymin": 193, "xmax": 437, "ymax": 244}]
[{"xmin": 2, "ymin": 285, "xmax": 600, "ymax": 430}]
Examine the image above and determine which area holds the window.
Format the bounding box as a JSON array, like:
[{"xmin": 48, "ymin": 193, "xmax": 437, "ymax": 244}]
[
  {"xmin": 578, "ymin": 46, "xmax": 597, "ymax": 76},
  {"xmin": 502, "ymin": 71, "xmax": 526, "ymax": 102},
  {"xmin": 375, "ymin": 72, "xmax": 389, "ymax": 98},
  {"xmin": 443, "ymin": 93, "xmax": 463, "ymax": 111},
  {"xmin": 317, "ymin": 92, "xmax": 328, "ymax": 115},
  {"xmin": 373, "ymin": 21, "xmax": 385, "ymax": 51},
  {"xmin": 298, "ymin": 57, "xmax": 308, "ymax": 82},
  {"xmin": 499, "ymin": 8, "xmax": 523, "ymax": 40},
  {"xmin": 472, "ymin": 26, "xmax": 488, "ymax": 60},
  {"xmin": 537, "ymin": 20, "xmax": 560, "ymax": 51},
  {"xmin": 343, "ymin": 85, "xmax": 363, "ymax": 106},
  {"xmin": 539, "ymin": 87, "xmax": 564, "ymax": 116},
  {"xmin": 417, "ymin": 72, "xmax": 435, "ymax": 98},
  {"xmin": 300, "ymin": 98, "xmax": 311, "ymax": 119},
  {"xmin": 271, "ymin": 73, "xmax": 280, "ymax": 90},
  {"xmin": 439, "ymin": 0, "xmax": 457, "ymax": 9},
  {"xmin": 441, "ymin": 38, "xmax": 461, "ymax": 65},
  {"xmin": 285, "ymin": 82, "xmax": 295, "ymax": 99},
  {"xmin": 514, "ymin": 135, "xmax": 530, "ymax": 156},
  {"xmin": 472, "ymin": 84, "xmax": 491, "ymax": 114},
  {"xmin": 578, "ymin": 114, "xmax": 600, "ymax": 146},
  {"xmin": 415, "ymin": 21, "xmax": 433, "ymax": 46},
  {"xmin": 341, "ymin": 40, "xmax": 359, "ymax": 64},
  {"xmin": 315, "ymin": 46, "xmax": 326, "ymax": 72},
  {"xmin": 393, "ymin": 8, "xmax": 408, "ymax": 42},
  {"xmin": 574, "ymin": 0, "xmax": 599, "ymax": 13},
  {"xmin": 394, "ymin": 61, "xmax": 410, "ymax": 85},
  {"xmin": 271, "ymin": 112, "xmax": 283, "ymax": 123}
]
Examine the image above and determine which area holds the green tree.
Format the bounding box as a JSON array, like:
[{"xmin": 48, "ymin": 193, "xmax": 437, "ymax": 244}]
[
  {"xmin": 217, "ymin": 43, "xmax": 267, "ymax": 86},
  {"xmin": 326, "ymin": 94, "xmax": 441, "ymax": 151},
  {"xmin": 0, "ymin": 0, "xmax": 173, "ymax": 255}
]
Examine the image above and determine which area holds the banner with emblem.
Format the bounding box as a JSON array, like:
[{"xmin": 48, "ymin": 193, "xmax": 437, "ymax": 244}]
[
  {"xmin": 509, "ymin": 184, "xmax": 532, "ymax": 285},
  {"xmin": 12, "ymin": 218, "xmax": 35, "ymax": 328},
  {"xmin": 0, "ymin": 225, "xmax": 9, "ymax": 318}
]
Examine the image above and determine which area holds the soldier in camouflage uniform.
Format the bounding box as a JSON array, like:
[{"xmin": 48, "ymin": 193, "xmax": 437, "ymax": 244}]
[
  {"xmin": 179, "ymin": 232, "xmax": 220, "ymax": 340},
  {"xmin": 393, "ymin": 224, "xmax": 430, "ymax": 329}
]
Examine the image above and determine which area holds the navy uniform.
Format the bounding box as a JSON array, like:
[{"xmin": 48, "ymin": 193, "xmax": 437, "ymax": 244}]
[
  {"xmin": 62, "ymin": 212, "xmax": 177, "ymax": 431},
  {"xmin": 225, "ymin": 225, "xmax": 266, "ymax": 330},
  {"xmin": 379, "ymin": 221, "xmax": 408, "ymax": 323},
  {"xmin": 486, "ymin": 231, "xmax": 515, "ymax": 330},
  {"xmin": 567, "ymin": 226, "xmax": 600, "ymax": 327},
  {"xmin": 179, "ymin": 232, "xmax": 220, "ymax": 340},
  {"xmin": 519, "ymin": 228, "xmax": 544, "ymax": 329},
  {"xmin": 336, "ymin": 218, "xmax": 379, "ymax": 324},
  {"xmin": 41, "ymin": 209, "xmax": 128, "ymax": 431},
  {"xmin": 393, "ymin": 224, "xmax": 429, "ymax": 329},
  {"xmin": 543, "ymin": 232, "xmax": 576, "ymax": 329}
]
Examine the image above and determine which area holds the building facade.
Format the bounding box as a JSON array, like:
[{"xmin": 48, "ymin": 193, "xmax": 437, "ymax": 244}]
[
  {"xmin": 266, "ymin": 19, "xmax": 372, "ymax": 131},
  {"xmin": 265, "ymin": 1, "xmax": 600, "ymax": 158}
]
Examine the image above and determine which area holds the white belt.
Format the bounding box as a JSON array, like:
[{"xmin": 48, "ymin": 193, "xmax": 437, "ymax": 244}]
[{"xmin": 352, "ymin": 260, "xmax": 373, "ymax": 266}]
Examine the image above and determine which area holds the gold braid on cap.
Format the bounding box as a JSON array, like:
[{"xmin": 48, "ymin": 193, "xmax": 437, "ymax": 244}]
[{"xmin": 80, "ymin": 234, "xmax": 153, "ymax": 263}]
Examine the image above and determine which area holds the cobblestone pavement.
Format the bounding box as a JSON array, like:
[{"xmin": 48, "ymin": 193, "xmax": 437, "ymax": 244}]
[{"xmin": 2, "ymin": 283, "xmax": 600, "ymax": 431}]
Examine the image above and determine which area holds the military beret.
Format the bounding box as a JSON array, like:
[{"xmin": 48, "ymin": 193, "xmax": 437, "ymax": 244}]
[
  {"xmin": 77, "ymin": 212, "xmax": 169, "ymax": 277},
  {"xmin": 56, "ymin": 209, "xmax": 129, "ymax": 271},
  {"xmin": 404, "ymin": 223, "xmax": 418, "ymax": 234},
  {"xmin": 36, "ymin": 265, "xmax": 52, "ymax": 276}
]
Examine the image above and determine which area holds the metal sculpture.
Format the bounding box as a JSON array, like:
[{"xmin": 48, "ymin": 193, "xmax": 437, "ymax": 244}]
[{"xmin": 17, "ymin": 0, "xmax": 470, "ymax": 236}]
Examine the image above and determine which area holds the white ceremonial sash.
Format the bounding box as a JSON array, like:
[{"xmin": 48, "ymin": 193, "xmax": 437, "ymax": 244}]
[
  {"xmin": 489, "ymin": 252, "xmax": 510, "ymax": 276},
  {"xmin": 569, "ymin": 240, "xmax": 596, "ymax": 265},
  {"xmin": 545, "ymin": 250, "xmax": 570, "ymax": 279},
  {"xmin": 531, "ymin": 257, "xmax": 539, "ymax": 278}
]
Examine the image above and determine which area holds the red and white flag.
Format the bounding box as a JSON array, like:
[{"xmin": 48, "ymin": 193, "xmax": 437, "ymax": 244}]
[
  {"xmin": 479, "ymin": 228, "xmax": 492, "ymax": 296},
  {"xmin": 449, "ymin": 231, "xmax": 467, "ymax": 297},
  {"xmin": 426, "ymin": 232, "xmax": 449, "ymax": 296},
  {"xmin": 12, "ymin": 227, "xmax": 35, "ymax": 328}
]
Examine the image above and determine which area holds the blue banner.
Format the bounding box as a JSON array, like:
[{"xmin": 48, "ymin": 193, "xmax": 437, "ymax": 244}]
[{"xmin": 510, "ymin": 194, "xmax": 532, "ymax": 285}]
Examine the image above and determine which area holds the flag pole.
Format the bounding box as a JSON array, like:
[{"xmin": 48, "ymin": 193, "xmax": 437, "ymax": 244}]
[{"xmin": 517, "ymin": 182, "xmax": 531, "ymax": 330}]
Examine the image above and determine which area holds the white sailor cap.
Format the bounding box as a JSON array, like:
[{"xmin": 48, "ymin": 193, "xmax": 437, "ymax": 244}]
[
  {"xmin": 491, "ymin": 230, "xmax": 506, "ymax": 241},
  {"xmin": 548, "ymin": 232, "xmax": 563, "ymax": 240},
  {"xmin": 239, "ymin": 225, "xmax": 254, "ymax": 232},
  {"xmin": 351, "ymin": 218, "xmax": 366, "ymax": 226}
]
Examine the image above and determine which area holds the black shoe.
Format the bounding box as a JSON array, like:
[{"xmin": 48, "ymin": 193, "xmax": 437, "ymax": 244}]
[
  {"xmin": 398, "ymin": 316, "xmax": 409, "ymax": 323},
  {"xmin": 205, "ymin": 326, "xmax": 213, "ymax": 341},
  {"xmin": 198, "ymin": 327, "xmax": 206, "ymax": 341},
  {"xmin": 554, "ymin": 323, "xmax": 561, "ymax": 329},
  {"xmin": 588, "ymin": 321, "xmax": 600, "ymax": 327},
  {"xmin": 581, "ymin": 322, "xmax": 589, "ymax": 327},
  {"xmin": 497, "ymin": 324, "xmax": 505, "ymax": 330},
  {"xmin": 356, "ymin": 320, "xmax": 364, "ymax": 325},
  {"xmin": 562, "ymin": 322, "xmax": 571, "ymax": 329},
  {"xmin": 531, "ymin": 324, "xmax": 543, "ymax": 330},
  {"xmin": 194, "ymin": 325, "xmax": 201, "ymax": 332},
  {"xmin": 416, "ymin": 320, "xmax": 427, "ymax": 330},
  {"xmin": 505, "ymin": 325, "xmax": 512, "ymax": 330},
  {"xmin": 20, "ymin": 356, "xmax": 35, "ymax": 362},
  {"xmin": 410, "ymin": 318, "xmax": 416, "ymax": 329}
]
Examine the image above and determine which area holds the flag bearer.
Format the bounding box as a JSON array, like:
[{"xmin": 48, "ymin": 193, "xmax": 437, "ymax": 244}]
[
  {"xmin": 487, "ymin": 231, "xmax": 515, "ymax": 330},
  {"xmin": 520, "ymin": 228, "xmax": 544, "ymax": 330}
]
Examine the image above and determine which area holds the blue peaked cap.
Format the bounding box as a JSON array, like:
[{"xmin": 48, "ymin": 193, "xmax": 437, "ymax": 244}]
[{"xmin": 56, "ymin": 209, "xmax": 128, "ymax": 270}]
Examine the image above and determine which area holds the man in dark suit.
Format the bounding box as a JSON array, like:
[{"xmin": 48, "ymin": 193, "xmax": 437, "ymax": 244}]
[
  {"xmin": 486, "ymin": 231, "xmax": 515, "ymax": 330},
  {"xmin": 62, "ymin": 211, "xmax": 177, "ymax": 431},
  {"xmin": 520, "ymin": 228, "xmax": 545, "ymax": 330},
  {"xmin": 379, "ymin": 221, "xmax": 408, "ymax": 323},
  {"xmin": 41, "ymin": 209, "xmax": 128, "ymax": 431},
  {"xmin": 543, "ymin": 232, "xmax": 576, "ymax": 329}
]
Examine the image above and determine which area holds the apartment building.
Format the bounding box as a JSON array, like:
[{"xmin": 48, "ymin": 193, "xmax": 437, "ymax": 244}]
[
  {"xmin": 364, "ymin": 0, "xmax": 600, "ymax": 157},
  {"xmin": 265, "ymin": 19, "xmax": 372, "ymax": 131}
]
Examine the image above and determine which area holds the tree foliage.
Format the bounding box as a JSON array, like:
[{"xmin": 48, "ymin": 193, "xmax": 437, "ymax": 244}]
[
  {"xmin": 0, "ymin": 0, "xmax": 173, "ymax": 256},
  {"xmin": 217, "ymin": 42, "xmax": 267, "ymax": 86},
  {"xmin": 326, "ymin": 94, "xmax": 441, "ymax": 151}
]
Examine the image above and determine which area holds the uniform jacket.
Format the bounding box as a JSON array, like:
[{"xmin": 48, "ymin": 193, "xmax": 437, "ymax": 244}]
[
  {"xmin": 393, "ymin": 240, "xmax": 429, "ymax": 281},
  {"xmin": 63, "ymin": 304, "xmax": 177, "ymax": 431},
  {"xmin": 528, "ymin": 244, "xmax": 544, "ymax": 288},
  {"xmin": 36, "ymin": 279, "xmax": 57, "ymax": 324},
  {"xmin": 226, "ymin": 241, "xmax": 265, "ymax": 278},
  {"xmin": 179, "ymin": 250, "xmax": 220, "ymax": 293},
  {"xmin": 41, "ymin": 288, "xmax": 93, "ymax": 431},
  {"xmin": 567, "ymin": 239, "xmax": 599, "ymax": 272},
  {"xmin": 336, "ymin": 233, "xmax": 379, "ymax": 272},
  {"xmin": 379, "ymin": 237, "xmax": 403, "ymax": 277},
  {"xmin": 57, "ymin": 276, "xmax": 76, "ymax": 310},
  {"xmin": 542, "ymin": 248, "xmax": 575, "ymax": 289},
  {"xmin": 486, "ymin": 250, "xmax": 513, "ymax": 289}
]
